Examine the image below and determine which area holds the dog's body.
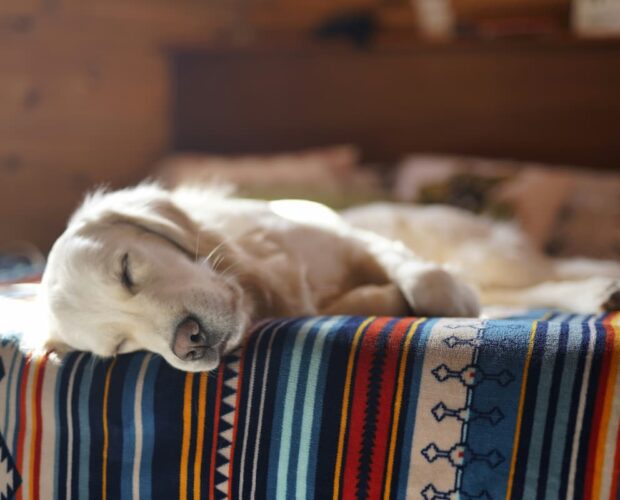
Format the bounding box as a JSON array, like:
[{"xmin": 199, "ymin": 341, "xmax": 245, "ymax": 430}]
[
  {"xmin": 342, "ymin": 203, "xmax": 620, "ymax": 313},
  {"xmin": 40, "ymin": 184, "xmax": 620, "ymax": 372}
]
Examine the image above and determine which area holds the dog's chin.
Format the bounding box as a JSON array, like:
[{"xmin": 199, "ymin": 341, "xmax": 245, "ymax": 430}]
[{"xmin": 165, "ymin": 348, "xmax": 222, "ymax": 373}]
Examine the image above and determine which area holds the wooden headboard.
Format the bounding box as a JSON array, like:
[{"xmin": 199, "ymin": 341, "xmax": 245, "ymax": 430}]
[{"xmin": 172, "ymin": 39, "xmax": 620, "ymax": 168}]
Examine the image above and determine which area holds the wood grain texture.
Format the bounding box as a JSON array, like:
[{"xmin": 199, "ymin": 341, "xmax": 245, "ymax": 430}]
[
  {"xmin": 0, "ymin": 0, "xmax": 618, "ymax": 253},
  {"xmin": 0, "ymin": 1, "xmax": 229, "ymax": 251},
  {"xmin": 0, "ymin": 0, "xmax": 397, "ymax": 251},
  {"xmin": 0, "ymin": 43, "xmax": 169, "ymax": 251},
  {"xmin": 173, "ymin": 41, "xmax": 620, "ymax": 168}
]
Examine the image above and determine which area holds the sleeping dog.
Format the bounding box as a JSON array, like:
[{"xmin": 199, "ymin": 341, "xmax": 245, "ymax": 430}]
[{"xmin": 40, "ymin": 184, "xmax": 619, "ymax": 371}]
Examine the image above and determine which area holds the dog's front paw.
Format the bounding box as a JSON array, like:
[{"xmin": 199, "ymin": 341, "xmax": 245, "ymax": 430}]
[
  {"xmin": 602, "ymin": 281, "xmax": 620, "ymax": 312},
  {"xmin": 402, "ymin": 267, "xmax": 480, "ymax": 317},
  {"xmin": 575, "ymin": 277, "xmax": 620, "ymax": 313},
  {"xmin": 548, "ymin": 277, "xmax": 620, "ymax": 313}
]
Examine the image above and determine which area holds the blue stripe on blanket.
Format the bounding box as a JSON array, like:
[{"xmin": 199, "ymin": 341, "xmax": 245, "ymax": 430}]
[{"xmin": 0, "ymin": 312, "xmax": 618, "ymax": 499}]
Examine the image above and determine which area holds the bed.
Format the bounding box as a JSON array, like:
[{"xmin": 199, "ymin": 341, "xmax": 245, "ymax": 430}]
[{"xmin": 1, "ymin": 280, "xmax": 618, "ymax": 499}]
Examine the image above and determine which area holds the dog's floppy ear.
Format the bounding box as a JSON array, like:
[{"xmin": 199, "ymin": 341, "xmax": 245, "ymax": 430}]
[
  {"xmin": 104, "ymin": 197, "xmax": 200, "ymax": 256},
  {"xmin": 71, "ymin": 184, "xmax": 232, "ymax": 261},
  {"xmin": 71, "ymin": 185, "xmax": 213, "ymax": 257}
]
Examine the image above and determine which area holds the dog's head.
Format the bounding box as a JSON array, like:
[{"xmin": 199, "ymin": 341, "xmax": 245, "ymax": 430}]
[{"xmin": 40, "ymin": 184, "xmax": 251, "ymax": 372}]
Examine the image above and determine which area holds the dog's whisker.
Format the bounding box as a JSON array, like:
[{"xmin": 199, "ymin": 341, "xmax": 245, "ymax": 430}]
[
  {"xmin": 207, "ymin": 254, "xmax": 222, "ymax": 268},
  {"xmin": 212, "ymin": 253, "xmax": 229, "ymax": 273},
  {"xmin": 219, "ymin": 261, "xmax": 241, "ymax": 278},
  {"xmin": 205, "ymin": 237, "xmax": 235, "ymax": 266},
  {"xmin": 198, "ymin": 249, "xmax": 223, "ymax": 271},
  {"xmin": 204, "ymin": 242, "xmax": 223, "ymax": 265}
]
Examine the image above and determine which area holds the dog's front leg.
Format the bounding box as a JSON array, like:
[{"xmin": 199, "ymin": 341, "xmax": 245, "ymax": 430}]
[
  {"xmin": 320, "ymin": 284, "xmax": 411, "ymax": 316},
  {"xmin": 352, "ymin": 230, "xmax": 480, "ymax": 317}
]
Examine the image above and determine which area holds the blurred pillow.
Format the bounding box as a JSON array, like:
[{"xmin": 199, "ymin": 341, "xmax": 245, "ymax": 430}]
[
  {"xmin": 394, "ymin": 155, "xmax": 620, "ymax": 259},
  {"xmin": 153, "ymin": 145, "xmax": 386, "ymax": 208}
]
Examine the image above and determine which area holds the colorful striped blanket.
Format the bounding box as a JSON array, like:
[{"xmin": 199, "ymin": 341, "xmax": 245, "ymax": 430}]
[{"xmin": 1, "ymin": 311, "xmax": 619, "ymax": 499}]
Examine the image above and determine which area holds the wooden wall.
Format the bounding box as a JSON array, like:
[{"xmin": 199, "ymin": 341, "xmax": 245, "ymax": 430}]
[
  {"xmin": 174, "ymin": 40, "xmax": 620, "ymax": 167},
  {"xmin": 0, "ymin": 0, "xmax": 617, "ymax": 253},
  {"xmin": 0, "ymin": 0, "xmax": 410, "ymax": 252},
  {"xmin": 1, "ymin": 1, "xmax": 254, "ymax": 252}
]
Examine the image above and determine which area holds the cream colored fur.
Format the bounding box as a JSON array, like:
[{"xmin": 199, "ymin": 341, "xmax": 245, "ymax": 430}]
[
  {"xmin": 41, "ymin": 185, "xmax": 479, "ymax": 372},
  {"xmin": 342, "ymin": 203, "xmax": 620, "ymax": 314}
]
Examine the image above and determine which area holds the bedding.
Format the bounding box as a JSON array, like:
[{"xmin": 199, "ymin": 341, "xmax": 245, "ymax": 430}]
[
  {"xmin": 0, "ymin": 286, "xmax": 619, "ymax": 499},
  {"xmin": 154, "ymin": 150, "xmax": 620, "ymax": 261},
  {"xmin": 394, "ymin": 155, "xmax": 620, "ymax": 260},
  {"xmin": 154, "ymin": 145, "xmax": 385, "ymax": 210}
]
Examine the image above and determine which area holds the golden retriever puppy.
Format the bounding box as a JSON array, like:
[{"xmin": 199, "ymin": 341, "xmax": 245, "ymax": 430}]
[{"xmin": 40, "ymin": 184, "xmax": 479, "ymax": 372}]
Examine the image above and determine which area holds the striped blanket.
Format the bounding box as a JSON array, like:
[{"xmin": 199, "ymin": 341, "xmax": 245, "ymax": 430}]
[{"xmin": 0, "ymin": 312, "xmax": 619, "ymax": 499}]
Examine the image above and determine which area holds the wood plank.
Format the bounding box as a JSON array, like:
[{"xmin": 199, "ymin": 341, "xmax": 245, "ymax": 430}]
[
  {"xmin": 56, "ymin": 3, "xmax": 234, "ymax": 44},
  {"xmin": 0, "ymin": 51, "xmax": 168, "ymax": 136},
  {"xmin": 453, "ymin": 0, "xmax": 568, "ymax": 18},
  {"xmin": 0, "ymin": 139, "xmax": 163, "ymax": 251},
  {"xmin": 0, "ymin": 4, "xmax": 178, "ymax": 251},
  {"xmin": 0, "ymin": 1, "xmax": 39, "ymax": 15},
  {"xmin": 173, "ymin": 42, "xmax": 620, "ymax": 169}
]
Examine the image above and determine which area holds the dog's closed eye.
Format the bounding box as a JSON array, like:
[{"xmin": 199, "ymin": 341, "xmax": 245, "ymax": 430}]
[{"xmin": 120, "ymin": 253, "xmax": 135, "ymax": 292}]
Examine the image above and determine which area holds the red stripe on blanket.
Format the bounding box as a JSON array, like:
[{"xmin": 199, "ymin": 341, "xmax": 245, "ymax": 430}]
[
  {"xmin": 606, "ymin": 314, "xmax": 620, "ymax": 499},
  {"xmin": 341, "ymin": 317, "xmax": 390, "ymax": 500},
  {"xmin": 611, "ymin": 422, "xmax": 620, "ymax": 499},
  {"xmin": 227, "ymin": 353, "xmax": 245, "ymax": 490},
  {"xmin": 15, "ymin": 355, "xmax": 31, "ymax": 500},
  {"xmin": 583, "ymin": 319, "xmax": 615, "ymax": 498},
  {"xmin": 367, "ymin": 318, "xmax": 411, "ymax": 500},
  {"xmin": 209, "ymin": 364, "xmax": 224, "ymax": 499},
  {"xmin": 32, "ymin": 353, "xmax": 49, "ymax": 500}
]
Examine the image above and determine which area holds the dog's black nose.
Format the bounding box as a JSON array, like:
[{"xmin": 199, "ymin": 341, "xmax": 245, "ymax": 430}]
[{"xmin": 173, "ymin": 316, "xmax": 210, "ymax": 361}]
